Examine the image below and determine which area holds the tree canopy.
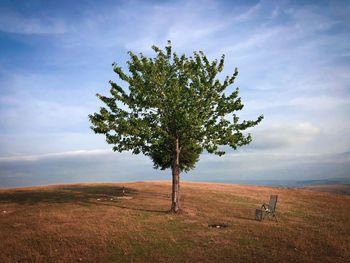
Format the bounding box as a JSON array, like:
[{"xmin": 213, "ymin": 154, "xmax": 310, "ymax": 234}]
[{"xmin": 90, "ymin": 41, "xmax": 262, "ymax": 170}]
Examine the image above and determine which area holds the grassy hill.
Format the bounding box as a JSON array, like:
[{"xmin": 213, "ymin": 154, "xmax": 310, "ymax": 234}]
[
  {"xmin": 303, "ymin": 184, "xmax": 350, "ymax": 195},
  {"xmin": 0, "ymin": 181, "xmax": 349, "ymax": 262}
]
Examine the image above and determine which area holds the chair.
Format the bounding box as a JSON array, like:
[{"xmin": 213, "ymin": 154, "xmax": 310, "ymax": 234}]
[{"xmin": 261, "ymin": 195, "xmax": 278, "ymax": 221}]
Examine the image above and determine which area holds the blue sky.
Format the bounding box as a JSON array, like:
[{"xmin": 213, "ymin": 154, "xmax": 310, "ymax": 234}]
[{"xmin": 0, "ymin": 0, "xmax": 349, "ymax": 187}]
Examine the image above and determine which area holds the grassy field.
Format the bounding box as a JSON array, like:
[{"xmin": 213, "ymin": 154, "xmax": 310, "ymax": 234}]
[
  {"xmin": 0, "ymin": 181, "xmax": 349, "ymax": 263},
  {"xmin": 303, "ymin": 184, "xmax": 350, "ymax": 195}
]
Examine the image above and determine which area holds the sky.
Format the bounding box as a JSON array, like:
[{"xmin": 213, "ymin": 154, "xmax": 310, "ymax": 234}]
[{"xmin": 0, "ymin": 0, "xmax": 349, "ymax": 187}]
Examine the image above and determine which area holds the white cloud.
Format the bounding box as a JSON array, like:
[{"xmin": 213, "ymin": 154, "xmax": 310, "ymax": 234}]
[
  {"xmin": 220, "ymin": 26, "xmax": 283, "ymax": 57},
  {"xmin": 1, "ymin": 147, "xmax": 349, "ymax": 187},
  {"xmin": 246, "ymin": 94, "xmax": 350, "ymax": 112},
  {"xmin": 289, "ymin": 95, "xmax": 350, "ymax": 110},
  {"xmin": 0, "ymin": 98, "xmax": 90, "ymax": 132},
  {"xmin": 285, "ymin": 6, "xmax": 339, "ymax": 34},
  {"xmin": 234, "ymin": 1, "xmax": 261, "ymax": 22},
  {"xmin": 250, "ymin": 122, "xmax": 321, "ymax": 149},
  {"xmin": 0, "ymin": 149, "xmax": 111, "ymax": 162},
  {"xmin": 0, "ymin": 12, "xmax": 69, "ymax": 35},
  {"xmin": 0, "ymin": 132, "xmax": 108, "ymax": 156},
  {"xmin": 0, "ymin": 149, "xmax": 162, "ymax": 187},
  {"xmin": 122, "ymin": 0, "xmax": 228, "ymax": 52}
]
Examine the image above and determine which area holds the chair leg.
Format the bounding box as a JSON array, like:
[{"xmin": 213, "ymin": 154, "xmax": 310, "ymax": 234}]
[
  {"xmin": 261, "ymin": 205, "xmax": 267, "ymax": 220},
  {"xmin": 273, "ymin": 213, "xmax": 278, "ymax": 222}
]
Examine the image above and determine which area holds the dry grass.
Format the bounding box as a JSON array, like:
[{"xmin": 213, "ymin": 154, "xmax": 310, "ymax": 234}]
[
  {"xmin": 0, "ymin": 181, "xmax": 349, "ymax": 262},
  {"xmin": 303, "ymin": 184, "xmax": 350, "ymax": 195}
]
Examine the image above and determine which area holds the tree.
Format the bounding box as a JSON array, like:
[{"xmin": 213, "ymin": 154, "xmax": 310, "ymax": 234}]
[{"xmin": 89, "ymin": 41, "xmax": 263, "ymax": 213}]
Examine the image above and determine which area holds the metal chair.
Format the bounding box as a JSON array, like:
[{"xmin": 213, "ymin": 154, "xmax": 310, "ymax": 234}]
[{"xmin": 261, "ymin": 195, "xmax": 278, "ymax": 221}]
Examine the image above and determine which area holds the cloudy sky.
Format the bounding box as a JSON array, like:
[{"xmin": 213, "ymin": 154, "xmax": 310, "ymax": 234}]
[{"xmin": 0, "ymin": 0, "xmax": 349, "ymax": 187}]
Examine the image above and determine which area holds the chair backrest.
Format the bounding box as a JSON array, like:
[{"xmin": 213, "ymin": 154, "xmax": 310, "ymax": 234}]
[{"xmin": 268, "ymin": 195, "xmax": 278, "ymax": 212}]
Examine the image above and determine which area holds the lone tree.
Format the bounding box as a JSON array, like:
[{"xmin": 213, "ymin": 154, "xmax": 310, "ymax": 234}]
[{"xmin": 89, "ymin": 41, "xmax": 263, "ymax": 213}]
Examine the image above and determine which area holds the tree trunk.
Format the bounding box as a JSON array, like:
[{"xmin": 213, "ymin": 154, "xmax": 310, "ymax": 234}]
[{"xmin": 171, "ymin": 136, "xmax": 180, "ymax": 213}]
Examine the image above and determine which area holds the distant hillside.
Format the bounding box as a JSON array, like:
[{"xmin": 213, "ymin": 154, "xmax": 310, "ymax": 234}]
[{"xmin": 1, "ymin": 181, "xmax": 349, "ymax": 262}]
